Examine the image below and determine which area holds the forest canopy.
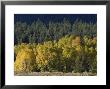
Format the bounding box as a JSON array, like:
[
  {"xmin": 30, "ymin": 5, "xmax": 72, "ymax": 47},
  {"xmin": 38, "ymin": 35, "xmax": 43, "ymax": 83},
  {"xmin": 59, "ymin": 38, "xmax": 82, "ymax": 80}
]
[
  {"xmin": 14, "ymin": 18, "xmax": 96, "ymax": 44},
  {"xmin": 14, "ymin": 14, "xmax": 97, "ymax": 75}
]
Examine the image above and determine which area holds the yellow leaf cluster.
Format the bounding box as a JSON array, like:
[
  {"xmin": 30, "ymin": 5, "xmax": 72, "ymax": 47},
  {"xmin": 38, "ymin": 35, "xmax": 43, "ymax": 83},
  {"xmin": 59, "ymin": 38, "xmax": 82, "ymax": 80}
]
[{"xmin": 14, "ymin": 48, "xmax": 36, "ymax": 72}]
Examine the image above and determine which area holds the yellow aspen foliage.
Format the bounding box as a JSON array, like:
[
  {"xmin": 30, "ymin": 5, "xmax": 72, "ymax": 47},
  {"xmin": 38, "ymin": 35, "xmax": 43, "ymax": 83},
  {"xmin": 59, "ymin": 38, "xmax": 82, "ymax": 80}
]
[
  {"xmin": 43, "ymin": 41, "xmax": 53, "ymax": 48},
  {"xmin": 62, "ymin": 47, "xmax": 73, "ymax": 58},
  {"xmin": 58, "ymin": 35, "xmax": 74, "ymax": 49},
  {"xmin": 75, "ymin": 45, "xmax": 81, "ymax": 53},
  {"xmin": 14, "ymin": 43, "xmax": 30, "ymax": 55},
  {"xmin": 72, "ymin": 36, "xmax": 80, "ymax": 47},
  {"xmin": 58, "ymin": 36, "xmax": 67, "ymax": 49},
  {"xmin": 36, "ymin": 45, "xmax": 49, "ymax": 69},
  {"xmin": 36, "ymin": 43, "xmax": 58, "ymax": 71},
  {"xmin": 92, "ymin": 37, "xmax": 97, "ymax": 45},
  {"xmin": 14, "ymin": 35, "xmax": 97, "ymax": 73},
  {"xmin": 84, "ymin": 46, "xmax": 89, "ymax": 53},
  {"xmin": 14, "ymin": 48, "xmax": 36, "ymax": 72}
]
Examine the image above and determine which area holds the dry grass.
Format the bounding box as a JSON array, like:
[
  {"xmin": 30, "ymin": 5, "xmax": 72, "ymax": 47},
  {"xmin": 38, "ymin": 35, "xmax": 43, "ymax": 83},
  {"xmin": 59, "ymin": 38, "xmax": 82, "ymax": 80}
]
[{"xmin": 14, "ymin": 72, "xmax": 96, "ymax": 76}]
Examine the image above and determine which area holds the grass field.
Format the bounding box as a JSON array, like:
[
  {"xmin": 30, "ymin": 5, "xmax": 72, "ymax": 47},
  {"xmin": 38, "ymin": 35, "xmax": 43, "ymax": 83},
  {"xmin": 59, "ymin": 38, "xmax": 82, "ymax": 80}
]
[{"xmin": 14, "ymin": 72, "xmax": 96, "ymax": 76}]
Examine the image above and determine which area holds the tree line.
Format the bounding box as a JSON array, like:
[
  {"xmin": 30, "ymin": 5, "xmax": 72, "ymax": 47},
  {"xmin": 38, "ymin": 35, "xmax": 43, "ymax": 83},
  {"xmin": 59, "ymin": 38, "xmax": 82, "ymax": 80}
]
[
  {"xmin": 14, "ymin": 18, "xmax": 96, "ymax": 44},
  {"xmin": 14, "ymin": 18, "xmax": 97, "ymax": 74}
]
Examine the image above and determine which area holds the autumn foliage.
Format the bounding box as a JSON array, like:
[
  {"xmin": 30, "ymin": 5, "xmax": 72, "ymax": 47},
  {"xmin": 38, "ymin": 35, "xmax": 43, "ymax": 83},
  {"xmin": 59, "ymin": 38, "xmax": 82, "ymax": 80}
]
[
  {"xmin": 14, "ymin": 35, "xmax": 97, "ymax": 73},
  {"xmin": 14, "ymin": 18, "xmax": 97, "ymax": 74}
]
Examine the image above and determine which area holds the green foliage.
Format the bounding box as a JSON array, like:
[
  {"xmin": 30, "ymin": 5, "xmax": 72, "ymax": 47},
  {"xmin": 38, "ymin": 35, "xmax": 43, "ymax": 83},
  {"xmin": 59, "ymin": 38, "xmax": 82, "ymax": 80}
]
[{"xmin": 14, "ymin": 18, "xmax": 96, "ymax": 44}]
